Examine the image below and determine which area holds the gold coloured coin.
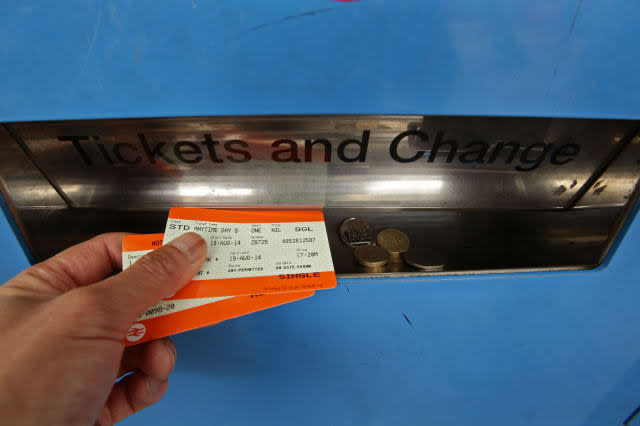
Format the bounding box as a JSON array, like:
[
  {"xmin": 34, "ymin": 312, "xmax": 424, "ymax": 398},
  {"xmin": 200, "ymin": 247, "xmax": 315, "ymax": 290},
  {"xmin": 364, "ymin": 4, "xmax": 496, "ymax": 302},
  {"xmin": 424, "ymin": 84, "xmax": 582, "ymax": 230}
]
[
  {"xmin": 339, "ymin": 218, "xmax": 375, "ymax": 247},
  {"xmin": 360, "ymin": 266, "xmax": 387, "ymax": 274},
  {"xmin": 360, "ymin": 263, "xmax": 404, "ymax": 274},
  {"xmin": 354, "ymin": 245, "xmax": 390, "ymax": 268},
  {"xmin": 376, "ymin": 228, "xmax": 410, "ymax": 257},
  {"xmin": 402, "ymin": 250, "xmax": 445, "ymax": 271}
]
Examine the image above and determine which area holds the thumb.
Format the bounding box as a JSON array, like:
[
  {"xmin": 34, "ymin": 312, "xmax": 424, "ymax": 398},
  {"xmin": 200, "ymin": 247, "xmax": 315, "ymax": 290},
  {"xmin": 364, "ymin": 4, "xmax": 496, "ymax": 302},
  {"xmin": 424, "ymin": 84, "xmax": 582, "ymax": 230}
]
[{"xmin": 94, "ymin": 232, "xmax": 207, "ymax": 329}]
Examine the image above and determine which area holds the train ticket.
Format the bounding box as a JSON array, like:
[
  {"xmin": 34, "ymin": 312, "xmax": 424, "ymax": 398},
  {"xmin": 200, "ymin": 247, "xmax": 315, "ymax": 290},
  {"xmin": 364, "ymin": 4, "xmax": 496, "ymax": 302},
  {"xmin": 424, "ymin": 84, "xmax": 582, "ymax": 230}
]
[
  {"xmin": 121, "ymin": 233, "xmax": 314, "ymax": 346},
  {"xmin": 122, "ymin": 233, "xmax": 164, "ymax": 269},
  {"xmin": 162, "ymin": 208, "xmax": 337, "ymax": 296}
]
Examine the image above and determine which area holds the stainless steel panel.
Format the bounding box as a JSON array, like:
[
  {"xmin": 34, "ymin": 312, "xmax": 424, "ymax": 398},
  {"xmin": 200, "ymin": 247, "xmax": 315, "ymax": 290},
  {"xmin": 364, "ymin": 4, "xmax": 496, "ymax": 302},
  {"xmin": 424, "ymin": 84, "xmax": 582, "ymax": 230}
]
[
  {"xmin": 9, "ymin": 206, "xmax": 620, "ymax": 277},
  {"xmin": 575, "ymin": 132, "xmax": 640, "ymax": 208},
  {"xmin": 0, "ymin": 125, "xmax": 68, "ymax": 260},
  {"xmin": 0, "ymin": 125, "xmax": 67, "ymax": 209},
  {"xmin": 8, "ymin": 116, "xmax": 637, "ymax": 210},
  {"xmin": 1, "ymin": 115, "xmax": 639, "ymax": 277}
]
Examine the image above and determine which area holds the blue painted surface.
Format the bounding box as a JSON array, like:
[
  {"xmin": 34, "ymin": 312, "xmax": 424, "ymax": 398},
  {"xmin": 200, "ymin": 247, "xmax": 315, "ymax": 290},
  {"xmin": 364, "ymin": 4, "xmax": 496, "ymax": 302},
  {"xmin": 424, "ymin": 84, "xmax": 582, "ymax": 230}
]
[
  {"xmin": 0, "ymin": 211, "xmax": 30, "ymax": 278},
  {"xmin": 2, "ymin": 211, "xmax": 640, "ymax": 426},
  {"xmin": 2, "ymin": 0, "xmax": 640, "ymax": 425},
  {"xmin": 1, "ymin": 0, "xmax": 639, "ymax": 121}
]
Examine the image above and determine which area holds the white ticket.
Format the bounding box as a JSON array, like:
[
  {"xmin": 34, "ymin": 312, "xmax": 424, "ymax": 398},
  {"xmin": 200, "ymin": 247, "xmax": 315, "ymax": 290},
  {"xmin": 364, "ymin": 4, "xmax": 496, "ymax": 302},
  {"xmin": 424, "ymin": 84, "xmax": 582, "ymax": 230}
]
[{"xmin": 161, "ymin": 208, "xmax": 337, "ymax": 296}]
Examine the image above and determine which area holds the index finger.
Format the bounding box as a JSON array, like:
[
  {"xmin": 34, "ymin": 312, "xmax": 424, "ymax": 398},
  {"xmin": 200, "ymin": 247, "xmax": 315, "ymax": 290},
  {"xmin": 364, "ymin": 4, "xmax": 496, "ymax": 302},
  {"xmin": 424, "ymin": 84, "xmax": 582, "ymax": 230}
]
[{"xmin": 25, "ymin": 232, "xmax": 130, "ymax": 292}]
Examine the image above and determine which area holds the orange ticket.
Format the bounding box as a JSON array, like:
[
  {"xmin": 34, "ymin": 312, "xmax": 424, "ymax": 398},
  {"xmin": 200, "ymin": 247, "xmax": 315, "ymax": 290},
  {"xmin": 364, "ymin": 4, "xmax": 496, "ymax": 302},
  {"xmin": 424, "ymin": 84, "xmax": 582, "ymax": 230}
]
[
  {"xmin": 162, "ymin": 207, "xmax": 337, "ymax": 297},
  {"xmin": 121, "ymin": 233, "xmax": 314, "ymax": 346}
]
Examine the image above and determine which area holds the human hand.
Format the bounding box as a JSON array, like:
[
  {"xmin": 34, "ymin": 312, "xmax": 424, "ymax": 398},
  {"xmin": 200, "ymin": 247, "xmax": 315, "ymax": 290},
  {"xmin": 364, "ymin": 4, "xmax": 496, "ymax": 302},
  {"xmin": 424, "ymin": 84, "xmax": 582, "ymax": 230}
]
[{"xmin": 0, "ymin": 232, "xmax": 206, "ymax": 426}]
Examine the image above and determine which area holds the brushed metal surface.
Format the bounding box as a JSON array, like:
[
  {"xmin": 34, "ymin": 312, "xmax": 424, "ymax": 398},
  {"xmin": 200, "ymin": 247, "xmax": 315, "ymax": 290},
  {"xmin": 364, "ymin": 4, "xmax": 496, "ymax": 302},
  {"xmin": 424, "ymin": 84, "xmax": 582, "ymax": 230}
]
[
  {"xmin": 1, "ymin": 115, "xmax": 639, "ymax": 276},
  {"xmin": 7, "ymin": 116, "xmax": 637, "ymax": 210},
  {"xmin": 7, "ymin": 206, "xmax": 621, "ymax": 277},
  {"xmin": 574, "ymin": 133, "xmax": 640, "ymax": 208},
  {"xmin": 0, "ymin": 125, "xmax": 67, "ymax": 209}
]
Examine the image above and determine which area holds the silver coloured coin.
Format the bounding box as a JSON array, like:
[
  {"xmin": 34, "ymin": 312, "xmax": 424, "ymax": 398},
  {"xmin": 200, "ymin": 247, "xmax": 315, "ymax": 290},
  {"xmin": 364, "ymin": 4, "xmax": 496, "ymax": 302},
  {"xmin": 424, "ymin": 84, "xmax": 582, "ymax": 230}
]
[{"xmin": 339, "ymin": 218, "xmax": 376, "ymax": 247}]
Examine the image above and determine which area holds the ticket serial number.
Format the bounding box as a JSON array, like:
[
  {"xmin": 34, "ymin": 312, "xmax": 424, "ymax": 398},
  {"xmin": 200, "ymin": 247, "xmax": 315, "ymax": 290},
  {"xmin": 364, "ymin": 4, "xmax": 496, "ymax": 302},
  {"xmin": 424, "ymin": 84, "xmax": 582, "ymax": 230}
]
[
  {"xmin": 282, "ymin": 237, "xmax": 316, "ymax": 244},
  {"xmin": 138, "ymin": 302, "xmax": 176, "ymax": 319}
]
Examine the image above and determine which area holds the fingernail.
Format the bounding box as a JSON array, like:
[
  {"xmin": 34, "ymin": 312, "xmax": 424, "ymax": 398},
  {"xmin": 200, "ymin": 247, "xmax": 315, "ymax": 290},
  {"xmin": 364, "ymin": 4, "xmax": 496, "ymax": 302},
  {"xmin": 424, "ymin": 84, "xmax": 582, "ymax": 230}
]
[
  {"xmin": 168, "ymin": 232, "xmax": 206, "ymax": 264},
  {"xmin": 147, "ymin": 377, "xmax": 166, "ymax": 397}
]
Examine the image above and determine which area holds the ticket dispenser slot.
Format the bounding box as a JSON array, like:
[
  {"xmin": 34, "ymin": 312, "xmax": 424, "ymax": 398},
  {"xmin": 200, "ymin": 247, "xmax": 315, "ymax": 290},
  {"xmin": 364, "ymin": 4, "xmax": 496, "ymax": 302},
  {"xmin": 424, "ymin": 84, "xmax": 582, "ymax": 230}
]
[{"xmin": 0, "ymin": 116, "xmax": 638, "ymax": 277}]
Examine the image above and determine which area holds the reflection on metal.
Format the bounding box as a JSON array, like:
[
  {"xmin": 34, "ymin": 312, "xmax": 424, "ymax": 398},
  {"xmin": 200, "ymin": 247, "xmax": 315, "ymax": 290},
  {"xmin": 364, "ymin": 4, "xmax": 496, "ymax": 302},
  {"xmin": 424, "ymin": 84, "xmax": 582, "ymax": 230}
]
[
  {"xmin": 574, "ymin": 132, "xmax": 640, "ymax": 208},
  {"xmin": 0, "ymin": 116, "xmax": 639, "ymax": 277}
]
